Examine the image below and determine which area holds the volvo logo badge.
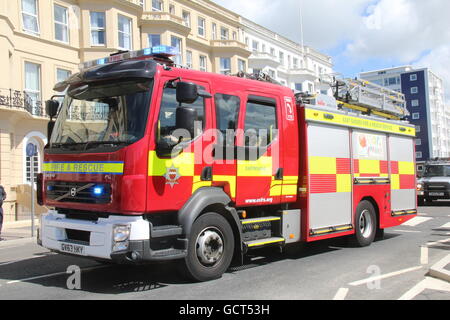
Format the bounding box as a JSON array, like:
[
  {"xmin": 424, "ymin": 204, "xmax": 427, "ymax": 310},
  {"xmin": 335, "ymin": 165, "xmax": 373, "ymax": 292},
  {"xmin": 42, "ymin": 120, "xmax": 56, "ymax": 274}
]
[{"xmin": 70, "ymin": 187, "xmax": 77, "ymax": 197}]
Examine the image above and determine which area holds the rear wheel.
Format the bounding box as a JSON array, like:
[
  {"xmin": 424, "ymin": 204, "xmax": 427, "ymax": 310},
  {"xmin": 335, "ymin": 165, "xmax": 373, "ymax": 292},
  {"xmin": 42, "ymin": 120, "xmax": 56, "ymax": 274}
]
[
  {"xmin": 181, "ymin": 212, "xmax": 234, "ymax": 282},
  {"xmin": 351, "ymin": 201, "xmax": 377, "ymax": 247}
]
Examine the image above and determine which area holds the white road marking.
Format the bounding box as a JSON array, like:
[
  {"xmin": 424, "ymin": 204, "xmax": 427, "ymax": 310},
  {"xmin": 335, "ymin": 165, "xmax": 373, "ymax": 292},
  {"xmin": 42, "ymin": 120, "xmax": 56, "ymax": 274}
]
[
  {"xmin": 402, "ymin": 217, "xmax": 432, "ymax": 227},
  {"xmin": 333, "ymin": 288, "xmax": 349, "ymax": 300},
  {"xmin": 6, "ymin": 265, "xmax": 107, "ymax": 285},
  {"xmin": 349, "ymin": 266, "xmax": 423, "ymax": 287},
  {"xmin": 420, "ymin": 246, "xmax": 428, "ymax": 265},
  {"xmin": 392, "ymin": 229, "xmax": 421, "ymax": 233},
  {"xmin": 0, "ymin": 255, "xmax": 43, "ymax": 266},
  {"xmin": 438, "ymin": 222, "xmax": 450, "ymax": 229},
  {"xmin": 398, "ymin": 277, "xmax": 450, "ymax": 300},
  {"xmin": 427, "ymin": 237, "xmax": 450, "ymax": 247}
]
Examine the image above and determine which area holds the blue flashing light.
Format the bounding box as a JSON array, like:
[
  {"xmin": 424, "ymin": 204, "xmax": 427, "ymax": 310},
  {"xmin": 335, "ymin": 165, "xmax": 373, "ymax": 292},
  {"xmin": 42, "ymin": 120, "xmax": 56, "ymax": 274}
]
[
  {"xmin": 79, "ymin": 45, "xmax": 180, "ymax": 70},
  {"xmin": 92, "ymin": 186, "xmax": 104, "ymax": 196}
]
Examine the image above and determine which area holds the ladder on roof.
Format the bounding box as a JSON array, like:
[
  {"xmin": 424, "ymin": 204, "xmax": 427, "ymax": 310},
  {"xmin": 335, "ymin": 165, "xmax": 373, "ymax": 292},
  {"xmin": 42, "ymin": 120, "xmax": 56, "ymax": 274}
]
[{"xmin": 320, "ymin": 75, "xmax": 409, "ymax": 120}]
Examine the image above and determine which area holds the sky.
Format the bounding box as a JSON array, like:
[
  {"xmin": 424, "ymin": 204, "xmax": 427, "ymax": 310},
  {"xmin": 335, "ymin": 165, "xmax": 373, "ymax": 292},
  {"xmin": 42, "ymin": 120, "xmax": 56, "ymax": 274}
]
[{"xmin": 212, "ymin": 0, "xmax": 450, "ymax": 103}]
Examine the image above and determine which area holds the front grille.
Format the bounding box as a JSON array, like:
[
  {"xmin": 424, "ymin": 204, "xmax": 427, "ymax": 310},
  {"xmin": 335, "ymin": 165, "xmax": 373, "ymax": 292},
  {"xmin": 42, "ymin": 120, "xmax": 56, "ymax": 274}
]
[
  {"xmin": 46, "ymin": 181, "xmax": 111, "ymax": 204},
  {"xmin": 425, "ymin": 182, "xmax": 449, "ymax": 192}
]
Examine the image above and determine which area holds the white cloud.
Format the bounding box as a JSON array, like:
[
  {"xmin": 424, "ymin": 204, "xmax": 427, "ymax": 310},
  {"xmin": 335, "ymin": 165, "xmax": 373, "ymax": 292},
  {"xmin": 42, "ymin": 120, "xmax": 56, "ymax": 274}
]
[
  {"xmin": 345, "ymin": 0, "xmax": 450, "ymax": 102},
  {"xmin": 212, "ymin": 0, "xmax": 450, "ymax": 103}
]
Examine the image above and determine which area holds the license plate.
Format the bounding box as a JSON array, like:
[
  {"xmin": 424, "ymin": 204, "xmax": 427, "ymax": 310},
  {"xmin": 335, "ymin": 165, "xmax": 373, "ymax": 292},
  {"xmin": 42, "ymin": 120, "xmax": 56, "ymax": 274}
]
[
  {"xmin": 429, "ymin": 192, "xmax": 445, "ymax": 196},
  {"xmin": 60, "ymin": 243, "xmax": 85, "ymax": 256}
]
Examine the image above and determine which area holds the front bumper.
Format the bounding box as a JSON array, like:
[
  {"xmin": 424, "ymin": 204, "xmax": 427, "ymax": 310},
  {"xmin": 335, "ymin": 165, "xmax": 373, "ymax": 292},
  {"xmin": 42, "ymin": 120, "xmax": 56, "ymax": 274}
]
[{"xmin": 39, "ymin": 210, "xmax": 186, "ymax": 263}]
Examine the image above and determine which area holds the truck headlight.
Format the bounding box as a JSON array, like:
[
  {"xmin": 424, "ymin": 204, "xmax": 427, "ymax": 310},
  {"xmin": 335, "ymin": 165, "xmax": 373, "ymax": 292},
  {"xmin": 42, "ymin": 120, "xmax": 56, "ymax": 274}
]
[
  {"xmin": 113, "ymin": 224, "xmax": 131, "ymax": 243},
  {"xmin": 416, "ymin": 183, "xmax": 423, "ymax": 191}
]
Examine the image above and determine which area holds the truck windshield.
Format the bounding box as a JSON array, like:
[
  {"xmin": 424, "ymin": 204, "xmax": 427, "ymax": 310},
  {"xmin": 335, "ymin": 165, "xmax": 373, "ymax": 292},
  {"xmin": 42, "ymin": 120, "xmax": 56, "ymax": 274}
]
[
  {"xmin": 50, "ymin": 80, "xmax": 153, "ymax": 150},
  {"xmin": 423, "ymin": 165, "xmax": 450, "ymax": 177}
]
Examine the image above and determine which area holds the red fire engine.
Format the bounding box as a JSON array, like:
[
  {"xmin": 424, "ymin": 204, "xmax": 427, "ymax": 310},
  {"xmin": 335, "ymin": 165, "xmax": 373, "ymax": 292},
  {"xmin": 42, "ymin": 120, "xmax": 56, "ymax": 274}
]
[{"xmin": 38, "ymin": 47, "xmax": 417, "ymax": 281}]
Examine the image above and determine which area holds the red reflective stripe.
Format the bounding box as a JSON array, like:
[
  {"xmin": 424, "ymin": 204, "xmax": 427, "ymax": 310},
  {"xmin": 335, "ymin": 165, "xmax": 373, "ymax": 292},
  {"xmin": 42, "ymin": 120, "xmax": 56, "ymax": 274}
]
[
  {"xmin": 336, "ymin": 158, "xmax": 351, "ymax": 174},
  {"xmin": 310, "ymin": 174, "xmax": 336, "ymax": 194},
  {"xmin": 391, "ymin": 161, "xmax": 399, "ymax": 174},
  {"xmin": 400, "ymin": 174, "xmax": 415, "ymax": 189},
  {"xmin": 353, "ymin": 159, "xmax": 359, "ymax": 173},
  {"xmin": 380, "ymin": 160, "xmax": 389, "ymax": 174}
]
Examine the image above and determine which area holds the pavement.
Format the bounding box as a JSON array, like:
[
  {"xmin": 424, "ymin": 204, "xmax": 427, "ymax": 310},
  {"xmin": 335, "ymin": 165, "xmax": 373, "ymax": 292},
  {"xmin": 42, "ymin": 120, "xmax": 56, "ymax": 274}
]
[{"xmin": 0, "ymin": 219, "xmax": 38, "ymax": 241}]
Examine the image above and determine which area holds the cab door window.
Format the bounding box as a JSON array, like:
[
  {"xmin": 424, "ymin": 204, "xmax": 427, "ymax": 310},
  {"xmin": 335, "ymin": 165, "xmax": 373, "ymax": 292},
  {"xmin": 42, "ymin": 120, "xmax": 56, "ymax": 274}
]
[
  {"xmin": 156, "ymin": 83, "xmax": 205, "ymax": 156},
  {"xmin": 244, "ymin": 97, "xmax": 277, "ymax": 148},
  {"xmin": 215, "ymin": 93, "xmax": 240, "ymax": 145}
]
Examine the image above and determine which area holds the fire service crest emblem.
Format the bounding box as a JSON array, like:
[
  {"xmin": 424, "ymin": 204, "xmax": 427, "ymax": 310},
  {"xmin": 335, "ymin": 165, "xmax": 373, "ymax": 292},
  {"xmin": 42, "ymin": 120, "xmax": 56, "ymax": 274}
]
[{"xmin": 164, "ymin": 165, "xmax": 181, "ymax": 188}]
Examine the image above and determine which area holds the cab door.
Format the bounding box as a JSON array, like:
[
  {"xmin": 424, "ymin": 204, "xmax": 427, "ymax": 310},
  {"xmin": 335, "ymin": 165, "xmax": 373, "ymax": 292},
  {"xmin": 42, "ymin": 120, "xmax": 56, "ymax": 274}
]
[
  {"xmin": 147, "ymin": 75, "xmax": 213, "ymax": 212},
  {"xmin": 235, "ymin": 94, "xmax": 283, "ymax": 207}
]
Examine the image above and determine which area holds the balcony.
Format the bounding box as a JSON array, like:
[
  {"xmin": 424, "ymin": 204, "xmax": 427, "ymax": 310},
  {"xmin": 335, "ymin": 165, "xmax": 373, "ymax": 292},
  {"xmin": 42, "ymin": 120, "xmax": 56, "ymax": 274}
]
[
  {"xmin": 140, "ymin": 12, "xmax": 190, "ymax": 35},
  {"xmin": 287, "ymin": 68, "xmax": 318, "ymax": 81},
  {"xmin": 210, "ymin": 40, "xmax": 250, "ymax": 56},
  {"xmin": 0, "ymin": 88, "xmax": 47, "ymax": 118},
  {"xmin": 248, "ymin": 52, "xmax": 280, "ymax": 68}
]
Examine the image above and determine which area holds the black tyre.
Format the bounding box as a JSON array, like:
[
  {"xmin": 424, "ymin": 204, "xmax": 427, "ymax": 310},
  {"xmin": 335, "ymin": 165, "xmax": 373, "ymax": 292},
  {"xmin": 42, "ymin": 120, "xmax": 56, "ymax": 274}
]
[
  {"xmin": 351, "ymin": 201, "xmax": 377, "ymax": 247},
  {"xmin": 181, "ymin": 212, "xmax": 234, "ymax": 282}
]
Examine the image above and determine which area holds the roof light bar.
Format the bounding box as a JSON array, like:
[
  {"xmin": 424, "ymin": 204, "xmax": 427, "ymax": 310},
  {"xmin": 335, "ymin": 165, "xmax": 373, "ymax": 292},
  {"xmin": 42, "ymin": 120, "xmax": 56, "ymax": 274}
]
[{"xmin": 79, "ymin": 45, "xmax": 180, "ymax": 70}]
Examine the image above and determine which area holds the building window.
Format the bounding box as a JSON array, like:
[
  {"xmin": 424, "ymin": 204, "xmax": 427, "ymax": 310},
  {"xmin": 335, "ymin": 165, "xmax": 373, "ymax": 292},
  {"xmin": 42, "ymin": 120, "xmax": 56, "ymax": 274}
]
[
  {"xmin": 90, "ymin": 12, "xmax": 106, "ymax": 45},
  {"xmin": 148, "ymin": 34, "xmax": 160, "ymax": 47},
  {"xmin": 220, "ymin": 57, "xmax": 231, "ymax": 74},
  {"xmin": 416, "ymin": 152, "xmax": 422, "ymax": 159},
  {"xmin": 186, "ymin": 50, "xmax": 193, "ymax": 68},
  {"xmin": 416, "ymin": 125, "xmax": 421, "ymax": 133},
  {"xmin": 22, "ymin": 0, "xmax": 40, "ymax": 35},
  {"xmin": 232, "ymin": 31, "xmax": 237, "ymax": 40},
  {"xmin": 411, "ymin": 87, "xmax": 419, "ymax": 94},
  {"xmin": 261, "ymin": 44, "xmax": 266, "ymax": 53},
  {"xmin": 197, "ymin": 17, "xmax": 206, "ymax": 37},
  {"xmin": 295, "ymin": 83, "xmax": 303, "ymax": 91},
  {"xmin": 169, "ymin": 4, "xmax": 175, "ymax": 15},
  {"xmin": 199, "ymin": 55, "xmax": 207, "ymax": 72},
  {"xmin": 56, "ymin": 68, "xmax": 71, "ymax": 83},
  {"xmin": 54, "ymin": 4, "xmax": 69, "ymax": 43},
  {"xmin": 293, "ymin": 58, "xmax": 298, "ymax": 69},
  {"xmin": 270, "ymin": 48, "xmax": 275, "ymax": 56},
  {"xmin": 279, "ymin": 51, "xmax": 284, "ymax": 65},
  {"xmin": 238, "ymin": 59, "xmax": 246, "ymax": 72},
  {"xmin": 118, "ymin": 15, "xmax": 132, "ymax": 50},
  {"xmin": 220, "ymin": 27, "xmax": 229, "ymax": 40},
  {"xmin": 152, "ymin": 0, "xmax": 163, "ymax": 11},
  {"xmin": 182, "ymin": 11, "xmax": 190, "ymax": 27},
  {"xmin": 416, "ymin": 139, "xmax": 422, "ymax": 146},
  {"xmin": 268, "ymin": 69, "xmax": 275, "ymax": 78},
  {"xmin": 171, "ymin": 36, "xmax": 182, "ymax": 65},
  {"xmin": 24, "ymin": 62, "xmax": 41, "ymax": 114},
  {"xmin": 412, "ymin": 113, "xmax": 420, "ymax": 120},
  {"xmin": 252, "ymin": 40, "xmax": 259, "ymax": 52},
  {"xmin": 411, "ymin": 99, "xmax": 419, "ymax": 107},
  {"xmin": 211, "ymin": 23, "xmax": 218, "ymax": 40},
  {"xmin": 410, "ymin": 74, "xmax": 417, "ymax": 81}
]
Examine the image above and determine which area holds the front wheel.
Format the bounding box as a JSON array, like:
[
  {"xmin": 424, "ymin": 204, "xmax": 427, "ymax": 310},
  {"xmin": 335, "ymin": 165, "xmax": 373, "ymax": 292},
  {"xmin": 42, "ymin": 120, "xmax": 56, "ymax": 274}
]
[
  {"xmin": 351, "ymin": 201, "xmax": 377, "ymax": 247},
  {"xmin": 181, "ymin": 212, "xmax": 234, "ymax": 282}
]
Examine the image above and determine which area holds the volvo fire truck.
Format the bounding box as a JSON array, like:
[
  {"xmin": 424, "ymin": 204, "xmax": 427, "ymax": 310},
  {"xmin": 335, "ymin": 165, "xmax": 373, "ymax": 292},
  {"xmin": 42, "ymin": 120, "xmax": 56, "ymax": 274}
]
[{"xmin": 38, "ymin": 46, "xmax": 417, "ymax": 281}]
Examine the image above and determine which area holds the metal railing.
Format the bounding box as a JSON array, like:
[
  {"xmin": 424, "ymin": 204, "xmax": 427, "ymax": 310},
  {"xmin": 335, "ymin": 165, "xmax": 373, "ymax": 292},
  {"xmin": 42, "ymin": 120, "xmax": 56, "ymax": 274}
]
[{"xmin": 0, "ymin": 88, "xmax": 47, "ymax": 117}]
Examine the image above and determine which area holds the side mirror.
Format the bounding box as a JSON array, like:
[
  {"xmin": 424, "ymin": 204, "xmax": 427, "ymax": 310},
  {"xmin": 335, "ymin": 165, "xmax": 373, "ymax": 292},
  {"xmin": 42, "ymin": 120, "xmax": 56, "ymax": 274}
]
[
  {"xmin": 176, "ymin": 82, "xmax": 198, "ymax": 104},
  {"xmin": 45, "ymin": 100, "xmax": 60, "ymax": 118},
  {"xmin": 176, "ymin": 107, "xmax": 198, "ymax": 139}
]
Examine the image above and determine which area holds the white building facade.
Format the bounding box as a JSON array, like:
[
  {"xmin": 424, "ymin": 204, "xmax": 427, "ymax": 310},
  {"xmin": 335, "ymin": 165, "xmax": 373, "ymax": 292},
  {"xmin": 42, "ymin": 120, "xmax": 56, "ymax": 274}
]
[
  {"xmin": 360, "ymin": 66, "xmax": 450, "ymax": 161},
  {"xmin": 239, "ymin": 17, "xmax": 333, "ymax": 94}
]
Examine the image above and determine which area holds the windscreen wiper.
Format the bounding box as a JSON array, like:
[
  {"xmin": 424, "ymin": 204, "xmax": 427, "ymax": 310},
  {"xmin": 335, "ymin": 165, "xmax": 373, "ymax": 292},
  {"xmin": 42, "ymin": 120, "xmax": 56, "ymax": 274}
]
[{"xmin": 83, "ymin": 141, "xmax": 130, "ymax": 151}]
